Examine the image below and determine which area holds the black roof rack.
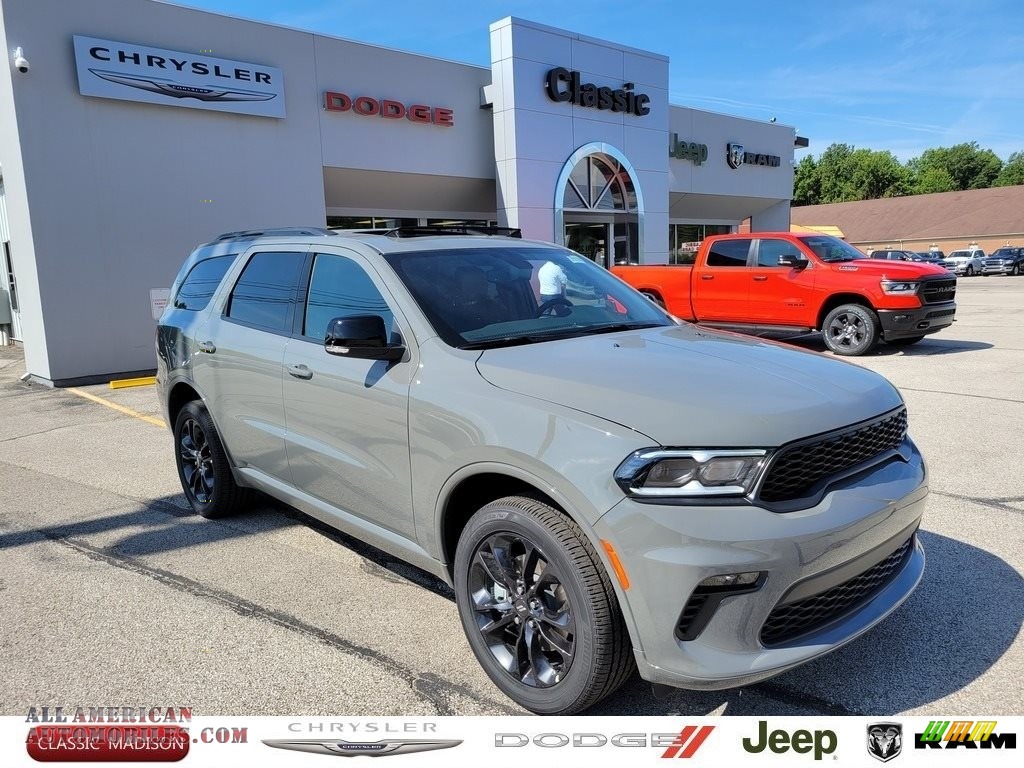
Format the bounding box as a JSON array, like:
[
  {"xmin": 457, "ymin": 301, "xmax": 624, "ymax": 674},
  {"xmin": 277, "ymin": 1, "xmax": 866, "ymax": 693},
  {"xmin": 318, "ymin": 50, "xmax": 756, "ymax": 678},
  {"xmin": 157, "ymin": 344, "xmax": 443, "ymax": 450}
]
[
  {"xmin": 378, "ymin": 225, "xmax": 522, "ymax": 239},
  {"xmin": 214, "ymin": 227, "xmax": 337, "ymax": 242}
]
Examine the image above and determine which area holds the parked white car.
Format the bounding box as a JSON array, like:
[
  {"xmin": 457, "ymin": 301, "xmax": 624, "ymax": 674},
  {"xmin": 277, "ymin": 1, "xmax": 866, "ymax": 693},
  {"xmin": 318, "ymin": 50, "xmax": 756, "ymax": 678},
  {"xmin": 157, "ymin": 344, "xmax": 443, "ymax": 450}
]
[{"xmin": 945, "ymin": 248, "xmax": 985, "ymax": 276}]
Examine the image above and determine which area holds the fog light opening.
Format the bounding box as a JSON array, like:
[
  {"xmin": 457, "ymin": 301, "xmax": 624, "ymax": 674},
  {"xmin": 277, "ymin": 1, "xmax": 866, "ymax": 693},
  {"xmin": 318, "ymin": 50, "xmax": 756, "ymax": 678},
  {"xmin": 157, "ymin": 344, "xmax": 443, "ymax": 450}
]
[{"xmin": 698, "ymin": 571, "xmax": 762, "ymax": 589}]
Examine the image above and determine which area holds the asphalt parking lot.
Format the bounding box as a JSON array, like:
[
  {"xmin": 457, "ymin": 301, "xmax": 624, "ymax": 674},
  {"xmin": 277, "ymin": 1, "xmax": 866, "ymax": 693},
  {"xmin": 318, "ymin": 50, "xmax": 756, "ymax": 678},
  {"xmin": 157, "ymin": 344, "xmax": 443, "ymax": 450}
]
[{"xmin": 1, "ymin": 276, "xmax": 1021, "ymax": 717}]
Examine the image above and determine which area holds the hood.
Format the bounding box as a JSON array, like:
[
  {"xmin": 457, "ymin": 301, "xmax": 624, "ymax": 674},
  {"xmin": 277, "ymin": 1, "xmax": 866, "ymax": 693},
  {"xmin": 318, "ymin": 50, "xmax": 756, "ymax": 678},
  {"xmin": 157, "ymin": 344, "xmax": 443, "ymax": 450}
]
[
  {"xmin": 840, "ymin": 260, "xmax": 950, "ymax": 278},
  {"xmin": 476, "ymin": 325, "xmax": 903, "ymax": 447}
]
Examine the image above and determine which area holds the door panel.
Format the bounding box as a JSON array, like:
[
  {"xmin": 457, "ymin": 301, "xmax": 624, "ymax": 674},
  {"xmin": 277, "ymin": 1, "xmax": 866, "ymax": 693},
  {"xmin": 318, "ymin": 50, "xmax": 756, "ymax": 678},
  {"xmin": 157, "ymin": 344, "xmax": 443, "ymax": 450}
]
[
  {"xmin": 692, "ymin": 237, "xmax": 753, "ymax": 321},
  {"xmin": 748, "ymin": 238, "xmax": 819, "ymax": 326},
  {"xmin": 283, "ymin": 251, "xmax": 415, "ymax": 538}
]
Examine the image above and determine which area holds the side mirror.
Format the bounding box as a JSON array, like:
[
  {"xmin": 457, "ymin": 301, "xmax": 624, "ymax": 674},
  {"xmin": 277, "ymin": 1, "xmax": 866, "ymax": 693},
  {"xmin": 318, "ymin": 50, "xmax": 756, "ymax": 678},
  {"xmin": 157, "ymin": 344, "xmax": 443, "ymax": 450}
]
[
  {"xmin": 777, "ymin": 254, "xmax": 809, "ymax": 269},
  {"xmin": 325, "ymin": 315, "xmax": 405, "ymax": 362}
]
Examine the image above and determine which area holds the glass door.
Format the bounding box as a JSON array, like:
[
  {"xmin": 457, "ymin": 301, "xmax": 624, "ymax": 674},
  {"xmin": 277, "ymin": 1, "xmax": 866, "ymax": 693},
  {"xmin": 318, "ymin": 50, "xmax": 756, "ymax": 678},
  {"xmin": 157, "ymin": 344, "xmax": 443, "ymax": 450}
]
[{"xmin": 564, "ymin": 219, "xmax": 612, "ymax": 268}]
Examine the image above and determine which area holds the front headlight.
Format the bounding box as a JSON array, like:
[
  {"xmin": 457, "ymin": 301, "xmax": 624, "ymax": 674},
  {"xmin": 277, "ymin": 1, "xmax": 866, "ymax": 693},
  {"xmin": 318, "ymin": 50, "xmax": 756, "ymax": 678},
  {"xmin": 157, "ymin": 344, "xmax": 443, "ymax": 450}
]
[
  {"xmin": 615, "ymin": 449, "xmax": 769, "ymax": 498},
  {"xmin": 880, "ymin": 279, "xmax": 919, "ymax": 295}
]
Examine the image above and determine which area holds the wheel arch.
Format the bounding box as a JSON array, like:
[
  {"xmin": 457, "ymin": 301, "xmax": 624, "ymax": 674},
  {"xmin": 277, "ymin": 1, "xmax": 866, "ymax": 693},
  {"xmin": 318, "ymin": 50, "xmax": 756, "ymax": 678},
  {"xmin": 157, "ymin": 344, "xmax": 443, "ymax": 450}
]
[
  {"xmin": 816, "ymin": 293, "xmax": 875, "ymax": 330},
  {"xmin": 434, "ymin": 462, "xmax": 645, "ymax": 652}
]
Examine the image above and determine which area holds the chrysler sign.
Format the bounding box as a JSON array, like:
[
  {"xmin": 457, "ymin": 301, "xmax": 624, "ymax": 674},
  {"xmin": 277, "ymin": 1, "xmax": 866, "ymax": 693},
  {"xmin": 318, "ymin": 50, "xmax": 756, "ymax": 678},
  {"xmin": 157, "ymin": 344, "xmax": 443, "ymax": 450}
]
[{"xmin": 72, "ymin": 36, "xmax": 285, "ymax": 118}]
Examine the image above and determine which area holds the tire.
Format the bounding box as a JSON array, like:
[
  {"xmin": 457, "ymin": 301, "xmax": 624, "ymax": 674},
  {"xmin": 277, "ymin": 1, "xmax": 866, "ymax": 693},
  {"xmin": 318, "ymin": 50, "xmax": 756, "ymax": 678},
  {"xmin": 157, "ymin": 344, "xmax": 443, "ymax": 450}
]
[
  {"xmin": 1012, "ymin": 265, "xmax": 1020, "ymax": 276},
  {"xmin": 966, "ymin": 265, "xmax": 975, "ymax": 276},
  {"xmin": 173, "ymin": 400, "xmax": 251, "ymax": 518},
  {"xmin": 888, "ymin": 335, "xmax": 924, "ymax": 347},
  {"xmin": 453, "ymin": 496, "xmax": 633, "ymax": 714},
  {"xmin": 822, "ymin": 303, "xmax": 880, "ymax": 356},
  {"xmin": 641, "ymin": 291, "xmax": 666, "ymax": 308}
]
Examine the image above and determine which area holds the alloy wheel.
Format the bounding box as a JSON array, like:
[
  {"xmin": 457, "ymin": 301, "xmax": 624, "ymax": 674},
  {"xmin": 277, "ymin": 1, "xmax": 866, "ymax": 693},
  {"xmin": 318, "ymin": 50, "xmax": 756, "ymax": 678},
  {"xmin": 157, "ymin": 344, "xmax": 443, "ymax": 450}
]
[
  {"xmin": 827, "ymin": 311, "xmax": 867, "ymax": 351},
  {"xmin": 468, "ymin": 533, "xmax": 576, "ymax": 687},
  {"xmin": 179, "ymin": 417, "xmax": 215, "ymax": 504}
]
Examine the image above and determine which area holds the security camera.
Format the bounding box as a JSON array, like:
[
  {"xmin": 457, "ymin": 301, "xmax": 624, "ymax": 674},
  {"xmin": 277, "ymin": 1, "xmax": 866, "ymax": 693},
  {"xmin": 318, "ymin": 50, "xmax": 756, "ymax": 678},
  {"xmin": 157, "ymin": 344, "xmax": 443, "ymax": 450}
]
[{"xmin": 13, "ymin": 47, "xmax": 28, "ymax": 74}]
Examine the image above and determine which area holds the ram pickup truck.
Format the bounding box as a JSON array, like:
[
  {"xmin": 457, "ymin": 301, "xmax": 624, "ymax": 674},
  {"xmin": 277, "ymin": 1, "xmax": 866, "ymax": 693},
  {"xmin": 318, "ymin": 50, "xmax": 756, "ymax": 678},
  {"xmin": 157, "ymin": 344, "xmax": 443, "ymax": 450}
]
[{"xmin": 613, "ymin": 232, "xmax": 957, "ymax": 355}]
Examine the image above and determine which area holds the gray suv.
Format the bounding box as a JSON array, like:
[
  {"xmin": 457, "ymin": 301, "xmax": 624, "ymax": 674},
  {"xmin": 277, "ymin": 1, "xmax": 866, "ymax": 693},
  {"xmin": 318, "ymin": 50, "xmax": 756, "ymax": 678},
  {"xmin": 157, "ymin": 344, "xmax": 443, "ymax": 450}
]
[{"xmin": 157, "ymin": 227, "xmax": 927, "ymax": 714}]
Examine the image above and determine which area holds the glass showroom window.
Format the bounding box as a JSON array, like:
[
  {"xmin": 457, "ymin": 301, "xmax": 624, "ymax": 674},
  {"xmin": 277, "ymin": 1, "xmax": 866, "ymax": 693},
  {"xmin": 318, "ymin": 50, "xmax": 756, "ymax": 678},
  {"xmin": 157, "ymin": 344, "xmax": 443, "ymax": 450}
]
[{"xmin": 562, "ymin": 154, "xmax": 637, "ymax": 212}]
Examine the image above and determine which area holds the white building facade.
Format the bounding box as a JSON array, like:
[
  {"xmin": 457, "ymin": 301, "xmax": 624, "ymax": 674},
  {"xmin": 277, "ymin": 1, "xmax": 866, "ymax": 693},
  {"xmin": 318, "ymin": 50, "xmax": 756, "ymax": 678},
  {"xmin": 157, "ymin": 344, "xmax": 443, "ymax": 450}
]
[{"xmin": 0, "ymin": 0, "xmax": 797, "ymax": 384}]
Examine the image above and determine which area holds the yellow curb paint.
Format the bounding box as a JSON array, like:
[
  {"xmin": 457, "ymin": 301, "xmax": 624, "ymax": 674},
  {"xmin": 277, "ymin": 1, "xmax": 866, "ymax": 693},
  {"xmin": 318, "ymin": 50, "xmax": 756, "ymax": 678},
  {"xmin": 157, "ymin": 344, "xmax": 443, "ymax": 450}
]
[
  {"xmin": 66, "ymin": 387, "xmax": 165, "ymax": 428},
  {"xmin": 109, "ymin": 376, "xmax": 157, "ymax": 389}
]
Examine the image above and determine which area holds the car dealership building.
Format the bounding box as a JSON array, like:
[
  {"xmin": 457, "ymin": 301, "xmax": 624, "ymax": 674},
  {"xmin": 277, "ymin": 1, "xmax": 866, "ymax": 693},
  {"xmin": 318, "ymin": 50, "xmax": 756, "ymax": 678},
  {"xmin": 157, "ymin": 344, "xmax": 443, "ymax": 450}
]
[{"xmin": 0, "ymin": 0, "xmax": 799, "ymax": 385}]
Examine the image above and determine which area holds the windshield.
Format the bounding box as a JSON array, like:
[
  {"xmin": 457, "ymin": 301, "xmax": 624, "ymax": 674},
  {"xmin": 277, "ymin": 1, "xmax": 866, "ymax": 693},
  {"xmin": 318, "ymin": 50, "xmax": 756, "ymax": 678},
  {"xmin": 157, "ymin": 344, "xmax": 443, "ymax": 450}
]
[
  {"xmin": 798, "ymin": 235, "xmax": 869, "ymax": 263},
  {"xmin": 384, "ymin": 246, "xmax": 672, "ymax": 349}
]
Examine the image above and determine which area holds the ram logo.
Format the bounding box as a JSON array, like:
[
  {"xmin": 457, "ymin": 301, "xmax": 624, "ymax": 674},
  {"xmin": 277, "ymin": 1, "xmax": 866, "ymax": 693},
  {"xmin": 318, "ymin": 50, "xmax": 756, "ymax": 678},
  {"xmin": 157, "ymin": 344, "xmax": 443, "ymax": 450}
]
[{"xmin": 867, "ymin": 723, "xmax": 902, "ymax": 763}]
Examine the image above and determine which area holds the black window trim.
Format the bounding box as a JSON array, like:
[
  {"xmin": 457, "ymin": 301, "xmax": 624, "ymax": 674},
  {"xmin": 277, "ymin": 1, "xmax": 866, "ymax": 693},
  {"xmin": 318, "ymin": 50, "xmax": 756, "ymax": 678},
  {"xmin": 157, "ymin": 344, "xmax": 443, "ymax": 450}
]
[{"xmin": 221, "ymin": 248, "xmax": 309, "ymax": 338}]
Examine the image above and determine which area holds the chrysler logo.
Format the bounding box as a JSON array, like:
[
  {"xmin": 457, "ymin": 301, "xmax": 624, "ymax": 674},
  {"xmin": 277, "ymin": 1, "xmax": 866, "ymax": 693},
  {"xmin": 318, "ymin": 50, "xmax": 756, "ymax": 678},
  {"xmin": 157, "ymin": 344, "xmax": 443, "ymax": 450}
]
[
  {"xmin": 262, "ymin": 739, "xmax": 463, "ymax": 757},
  {"xmin": 89, "ymin": 69, "xmax": 276, "ymax": 103}
]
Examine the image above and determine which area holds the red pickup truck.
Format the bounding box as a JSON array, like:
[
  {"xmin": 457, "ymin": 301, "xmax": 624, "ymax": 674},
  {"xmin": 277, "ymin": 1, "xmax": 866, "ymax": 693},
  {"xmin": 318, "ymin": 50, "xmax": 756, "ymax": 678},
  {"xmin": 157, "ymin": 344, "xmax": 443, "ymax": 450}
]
[{"xmin": 612, "ymin": 232, "xmax": 957, "ymax": 355}]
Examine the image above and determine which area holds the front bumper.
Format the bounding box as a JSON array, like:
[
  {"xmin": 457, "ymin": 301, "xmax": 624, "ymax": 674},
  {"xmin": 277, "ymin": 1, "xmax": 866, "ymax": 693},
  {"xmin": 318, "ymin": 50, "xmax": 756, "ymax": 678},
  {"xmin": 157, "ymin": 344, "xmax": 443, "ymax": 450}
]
[
  {"xmin": 982, "ymin": 265, "xmax": 1011, "ymax": 274},
  {"xmin": 877, "ymin": 302, "xmax": 955, "ymax": 340},
  {"xmin": 595, "ymin": 442, "xmax": 927, "ymax": 690}
]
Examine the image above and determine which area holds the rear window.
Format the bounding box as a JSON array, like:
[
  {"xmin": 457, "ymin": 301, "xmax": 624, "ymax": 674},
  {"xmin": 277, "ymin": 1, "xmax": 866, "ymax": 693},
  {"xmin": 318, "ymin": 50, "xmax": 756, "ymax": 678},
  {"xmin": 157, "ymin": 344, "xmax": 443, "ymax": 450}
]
[{"xmin": 173, "ymin": 255, "xmax": 235, "ymax": 311}]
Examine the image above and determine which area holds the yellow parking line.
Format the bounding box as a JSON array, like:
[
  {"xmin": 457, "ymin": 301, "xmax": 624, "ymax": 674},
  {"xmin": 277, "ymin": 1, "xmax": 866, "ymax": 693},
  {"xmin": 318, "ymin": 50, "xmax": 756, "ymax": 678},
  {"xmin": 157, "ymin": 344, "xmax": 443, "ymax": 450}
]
[
  {"xmin": 109, "ymin": 376, "xmax": 157, "ymax": 389},
  {"xmin": 66, "ymin": 387, "xmax": 166, "ymax": 428}
]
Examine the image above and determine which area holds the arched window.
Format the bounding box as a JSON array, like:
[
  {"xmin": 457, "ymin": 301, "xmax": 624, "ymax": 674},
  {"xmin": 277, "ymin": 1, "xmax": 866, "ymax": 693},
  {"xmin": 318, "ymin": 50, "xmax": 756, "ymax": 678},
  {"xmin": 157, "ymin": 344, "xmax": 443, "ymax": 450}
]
[{"xmin": 561, "ymin": 153, "xmax": 638, "ymax": 212}]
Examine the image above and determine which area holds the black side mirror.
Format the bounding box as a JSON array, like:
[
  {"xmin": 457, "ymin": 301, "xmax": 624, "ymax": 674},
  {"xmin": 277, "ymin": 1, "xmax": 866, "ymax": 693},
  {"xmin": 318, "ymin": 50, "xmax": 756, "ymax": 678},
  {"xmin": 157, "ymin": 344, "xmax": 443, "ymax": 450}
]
[
  {"xmin": 777, "ymin": 254, "xmax": 809, "ymax": 269},
  {"xmin": 325, "ymin": 315, "xmax": 405, "ymax": 362}
]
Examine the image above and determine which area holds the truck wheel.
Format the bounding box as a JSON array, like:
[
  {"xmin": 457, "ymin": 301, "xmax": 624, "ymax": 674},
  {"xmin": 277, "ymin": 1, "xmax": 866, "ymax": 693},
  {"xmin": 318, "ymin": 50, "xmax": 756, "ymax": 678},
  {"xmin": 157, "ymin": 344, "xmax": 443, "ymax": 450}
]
[
  {"xmin": 174, "ymin": 401, "xmax": 251, "ymax": 518},
  {"xmin": 453, "ymin": 496, "xmax": 633, "ymax": 714},
  {"xmin": 641, "ymin": 291, "xmax": 666, "ymax": 308},
  {"xmin": 822, "ymin": 304, "xmax": 880, "ymax": 356},
  {"xmin": 966, "ymin": 265, "xmax": 975, "ymax": 276},
  {"xmin": 888, "ymin": 335, "xmax": 924, "ymax": 347},
  {"xmin": 1012, "ymin": 265, "xmax": 1020, "ymax": 276}
]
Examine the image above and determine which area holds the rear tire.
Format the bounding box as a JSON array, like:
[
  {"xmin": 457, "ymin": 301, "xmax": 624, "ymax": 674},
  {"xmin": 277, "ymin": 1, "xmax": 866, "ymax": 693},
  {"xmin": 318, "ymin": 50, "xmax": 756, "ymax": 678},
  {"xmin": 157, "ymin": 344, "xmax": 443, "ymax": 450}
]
[
  {"xmin": 453, "ymin": 496, "xmax": 633, "ymax": 714},
  {"xmin": 174, "ymin": 400, "xmax": 251, "ymax": 518},
  {"xmin": 822, "ymin": 304, "xmax": 880, "ymax": 356}
]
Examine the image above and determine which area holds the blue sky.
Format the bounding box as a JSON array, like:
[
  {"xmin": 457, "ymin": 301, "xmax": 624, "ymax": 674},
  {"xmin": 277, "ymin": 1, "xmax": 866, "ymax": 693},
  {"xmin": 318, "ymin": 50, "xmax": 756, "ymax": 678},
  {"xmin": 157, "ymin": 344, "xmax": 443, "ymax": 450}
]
[{"xmin": 178, "ymin": 0, "xmax": 1024, "ymax": 162}]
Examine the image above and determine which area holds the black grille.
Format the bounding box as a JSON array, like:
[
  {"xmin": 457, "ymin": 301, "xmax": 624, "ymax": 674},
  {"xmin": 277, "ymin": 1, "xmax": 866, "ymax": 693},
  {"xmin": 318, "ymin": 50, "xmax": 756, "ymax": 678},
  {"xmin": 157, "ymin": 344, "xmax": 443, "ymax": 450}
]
[
  {"xmin": 920, "ymin": 278, "xmax": 956, "ymax": 304},
  {"xmin": 760, "ymin": 536, "xmax": 914, "ymax": 646},
  {"xmin": 758, "ymin": 409, "xmax": 907, "ymax": 503},
  {"xmin": 676, "ymin": 594, "xmax": 710, "ymax": 639}
]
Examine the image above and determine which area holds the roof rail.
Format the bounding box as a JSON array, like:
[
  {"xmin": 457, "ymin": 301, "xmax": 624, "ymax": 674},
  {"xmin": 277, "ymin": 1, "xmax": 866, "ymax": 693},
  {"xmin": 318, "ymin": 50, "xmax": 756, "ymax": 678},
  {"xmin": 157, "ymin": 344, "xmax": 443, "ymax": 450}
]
[
  {"xmin": 379, "ymin": 225, "xmax": 523, "ymax": 239},
  {"xmin": 214, "ymin": 227, "xmax": 338, "ymax": 242}
]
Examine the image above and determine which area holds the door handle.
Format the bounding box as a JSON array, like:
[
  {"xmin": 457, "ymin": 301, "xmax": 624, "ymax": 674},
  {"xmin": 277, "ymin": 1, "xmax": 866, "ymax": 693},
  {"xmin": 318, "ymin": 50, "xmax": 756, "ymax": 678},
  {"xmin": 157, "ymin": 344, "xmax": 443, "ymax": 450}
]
[
  {"xmin": 198, "ymin": 341, "xmax": 216, "ymax": 353},
  {"xmin": 287, "ymin": 363, "xmax": 313, "ymax": 380},
  {"xmin": 700, "ymin": 274, "xmax": 714, "ymax": 280},
  {"xmin": 753, "ymin": 276, "xmax": 768, "ymax": 282}
]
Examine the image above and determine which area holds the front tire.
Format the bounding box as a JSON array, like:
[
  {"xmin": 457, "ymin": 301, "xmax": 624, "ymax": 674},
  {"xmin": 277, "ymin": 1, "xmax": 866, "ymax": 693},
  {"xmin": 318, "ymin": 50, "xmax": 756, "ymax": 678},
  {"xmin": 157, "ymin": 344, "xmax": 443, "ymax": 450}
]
[
  {"xmin": 822, "ymin": 303, "xmax": 880, "ymax": 356},
  {"xmin": 966, "ymin": 265, "xmax": 975, "ymax": 276},
  {"xmin": 1012, "ymin": 265, "xmax": 1020, "ymax": 276},
  {"xmin": 174, "ymin": 400, "xmax": 250, "ymax": 518},
  {"xmin": 453, "ymin": 496, "xmax": 633, "ymax": 714}
]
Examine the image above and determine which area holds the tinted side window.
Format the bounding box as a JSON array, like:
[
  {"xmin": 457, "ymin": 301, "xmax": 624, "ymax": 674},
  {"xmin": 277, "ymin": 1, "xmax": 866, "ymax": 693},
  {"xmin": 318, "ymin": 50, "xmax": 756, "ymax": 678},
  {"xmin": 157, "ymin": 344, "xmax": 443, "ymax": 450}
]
[
  {"xmin": 173, "ymin": 255, "xmax": 235, "ymax": 311},
  {"xmin": 303, "ymin": 253, "xmax": 394, "ymax": 341},
  {"xmin": 227, "ymin": 251, "xmax": 304, "ymax": 332},
  {"xmin": 706, "ymin": 239, "xmax": 752, "ymax": 267},
  {"xmin": 757, "ymin": 239, "xmax": 800, "ymax": 267}
]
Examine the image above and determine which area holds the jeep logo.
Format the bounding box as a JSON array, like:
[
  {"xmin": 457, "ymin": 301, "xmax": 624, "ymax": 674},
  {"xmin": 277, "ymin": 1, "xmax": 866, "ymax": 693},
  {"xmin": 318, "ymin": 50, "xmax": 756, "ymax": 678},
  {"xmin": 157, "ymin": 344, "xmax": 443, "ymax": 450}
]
[{"xmin": 742, "ymin": 721, "xmax": 837, "ymax": 760}]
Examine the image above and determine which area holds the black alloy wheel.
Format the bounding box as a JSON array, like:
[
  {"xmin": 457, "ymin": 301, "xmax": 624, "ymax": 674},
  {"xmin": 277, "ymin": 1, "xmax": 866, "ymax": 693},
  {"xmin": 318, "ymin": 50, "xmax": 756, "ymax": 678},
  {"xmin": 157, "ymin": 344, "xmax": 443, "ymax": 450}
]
[
  {"xmin": 454, "ymin": 496, "xmax": 633, "ymax": 714},
  {"xmin": 179, "ymin": 416, "xmax": 214, "ymax": 505},
  {"xmin": 822, "ymin": 303, "xmax": 880, "ymax": 356},
  {"xmin": 173, "ymin": 400, "xmax": 251, "ymax": 518},
  {"xmin": 468, "ymin": 532, "xmax": 576, "ymax": 688}
]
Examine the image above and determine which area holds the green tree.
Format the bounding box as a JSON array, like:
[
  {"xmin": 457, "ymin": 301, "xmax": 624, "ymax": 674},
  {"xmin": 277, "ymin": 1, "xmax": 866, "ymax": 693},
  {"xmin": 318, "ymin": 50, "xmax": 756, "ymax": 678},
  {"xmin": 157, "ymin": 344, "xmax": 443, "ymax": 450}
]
[
  {"xmin": 912, "ymin": 167, "xmax": 956, "ymax": 194},
  {"xmin": 909, "ymin": 142, "xmax": 1003, "ymax": 190},
  {"xmin": 793, "ymin": 156, "xmax": 820, "ymax": 205},
  {"xmin": 848, "ymin": 148, "xmax": 911, "ymax": 199},
  {"xmin": 994, "ymin": 152, "xmax": 1024, "ymax": 187},
  {"xmin": 816, "ymin": 143, "xmax": 858, "ymax": 203}
]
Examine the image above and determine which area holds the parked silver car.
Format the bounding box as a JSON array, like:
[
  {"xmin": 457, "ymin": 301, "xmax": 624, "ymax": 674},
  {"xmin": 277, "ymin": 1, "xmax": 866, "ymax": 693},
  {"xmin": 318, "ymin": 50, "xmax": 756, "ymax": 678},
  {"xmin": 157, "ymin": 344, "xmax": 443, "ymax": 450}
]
[
  {"xmin": 945, "ymin": 248, "xmax": 986, "ymax": 276},
  {"xmin": 156, "ymin": 228, "xmax": 927, "ymax": 714}
]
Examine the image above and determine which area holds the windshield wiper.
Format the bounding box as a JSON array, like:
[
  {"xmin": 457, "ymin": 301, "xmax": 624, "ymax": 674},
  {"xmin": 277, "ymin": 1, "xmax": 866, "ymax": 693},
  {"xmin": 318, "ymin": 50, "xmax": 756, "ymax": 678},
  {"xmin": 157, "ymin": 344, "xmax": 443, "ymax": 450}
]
[{"xmin": 460, "ymin": 323, "xmax": 661, "ymax": 350}]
